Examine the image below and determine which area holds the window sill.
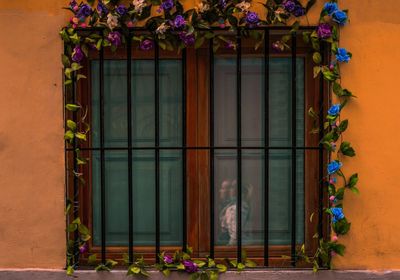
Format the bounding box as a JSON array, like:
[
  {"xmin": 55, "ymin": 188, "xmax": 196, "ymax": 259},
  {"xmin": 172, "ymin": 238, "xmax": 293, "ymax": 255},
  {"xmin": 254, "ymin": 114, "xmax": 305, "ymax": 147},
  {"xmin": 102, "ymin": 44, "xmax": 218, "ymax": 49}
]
[{"xmin": 1, "ymin": 269, "xmax": 400, "ymax": 280}]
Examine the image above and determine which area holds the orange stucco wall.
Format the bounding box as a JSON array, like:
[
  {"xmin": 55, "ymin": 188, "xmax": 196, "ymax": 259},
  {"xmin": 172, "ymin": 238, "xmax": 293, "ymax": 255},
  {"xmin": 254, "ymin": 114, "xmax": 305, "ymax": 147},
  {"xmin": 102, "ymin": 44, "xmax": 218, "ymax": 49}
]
[{"xmin": 0, "ymin": 0, "xmax": 399, "ymax": 270}]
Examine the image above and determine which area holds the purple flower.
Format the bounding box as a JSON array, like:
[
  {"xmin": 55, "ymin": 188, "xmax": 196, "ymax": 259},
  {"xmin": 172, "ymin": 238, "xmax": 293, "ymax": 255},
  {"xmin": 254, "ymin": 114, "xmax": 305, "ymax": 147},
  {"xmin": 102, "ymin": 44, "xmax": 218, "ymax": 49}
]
[
  {"xmin": 72, "ymin": 45, "xmax": 84, "ymax": 62},
  {"xmin": 225, "ymin": 41, "xmax": 235, "ymax": 50},
  {"xmin": 163, "ymin": 254, "xmax": 174, "ymax": 264},
  {"xmin": 116, "ymin": 4, "xmax": 128, "ymax": 16},
  {"xmin": 272, "ymin": 41, "xmax": 284, "ymax": 52},
  {"xmin": 219, "ymin": 0, "xmax": 227, "ymax": 8},
  {"xmin": 179, "ymin": 32, "xmax": 195, "ymax": 46},
  {"xmin": 283, "ymin": 0, "xmax": 296, "ymax": 12},
  {"xmin": 69, "ymin": 0, "xmax": 78, "ymax": 10},
  {"xmin": 76, "ymin": 4, "xmax": 92, "ymax": 18},
  {"xmin": 182, "ymin": 260, "xmax": 198, "ymax": 273},
  {"xmin": 97, "ymin": 1, "xmax": 108, "ymax": 16},
  {"xmin": 140, "ymin": 39, "xmax": 154, "ymax": 51},
  {"xmin": 293, "ymin": 5, "xmax": 305, "ymax": 17},
  {"xmin": 79, "ymin": 243, "xmax": 88, "ymax": 254},
  {"xmin": 317, "ymin": 23, "xmax": 332, "ymax": 39},
  {"xmin": 245, "ymin": 12, "xmax": 259, "ymax": 25},
  {"xmin": 174, "ymin": 15, "xmax": 186, "ymax": 29},
  {"xmin": 161, "ymin": 0, "xmax": 174, "ymax": 11},
  {"xmin": 108, "ymin": 31, "xmax": 122, "ymax": 46}
]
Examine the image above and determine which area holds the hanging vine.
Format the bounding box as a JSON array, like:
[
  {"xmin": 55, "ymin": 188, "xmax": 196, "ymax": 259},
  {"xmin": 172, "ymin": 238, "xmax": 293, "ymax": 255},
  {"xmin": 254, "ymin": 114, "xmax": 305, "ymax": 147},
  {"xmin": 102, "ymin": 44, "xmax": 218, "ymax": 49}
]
[{"xmin": 61, "ymin": 0, "xmax": 358, "ymax": 276}]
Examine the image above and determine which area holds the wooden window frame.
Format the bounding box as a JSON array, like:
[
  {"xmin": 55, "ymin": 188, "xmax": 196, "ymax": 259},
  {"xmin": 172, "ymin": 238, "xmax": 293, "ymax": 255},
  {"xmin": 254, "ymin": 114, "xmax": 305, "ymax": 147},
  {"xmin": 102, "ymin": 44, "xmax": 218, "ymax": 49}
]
[{"xmin": 72, "ymin": 34, "xmax": 328, "ymax": 267}]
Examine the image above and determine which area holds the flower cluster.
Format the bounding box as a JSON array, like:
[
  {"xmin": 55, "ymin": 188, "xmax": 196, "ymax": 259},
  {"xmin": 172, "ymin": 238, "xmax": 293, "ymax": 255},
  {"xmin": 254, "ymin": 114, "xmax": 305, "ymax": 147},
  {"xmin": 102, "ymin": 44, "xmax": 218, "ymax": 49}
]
[{"xmin": 282, "ymin": 0, "xmax": 305, "ymax": 17}]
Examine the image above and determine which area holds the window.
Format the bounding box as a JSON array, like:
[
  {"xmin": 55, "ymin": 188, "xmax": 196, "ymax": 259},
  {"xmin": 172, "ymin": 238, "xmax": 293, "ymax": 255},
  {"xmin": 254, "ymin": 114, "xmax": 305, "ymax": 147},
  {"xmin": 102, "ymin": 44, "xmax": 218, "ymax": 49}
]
[{"xmin": 68, "ymin": 28, "xmax": 328, "ymax": 267}]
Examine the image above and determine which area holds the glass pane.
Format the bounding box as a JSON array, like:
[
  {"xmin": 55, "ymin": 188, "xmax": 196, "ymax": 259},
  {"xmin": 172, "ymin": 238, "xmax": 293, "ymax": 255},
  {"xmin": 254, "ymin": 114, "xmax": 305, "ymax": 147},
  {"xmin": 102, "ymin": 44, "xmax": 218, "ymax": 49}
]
[
  {"xmin": 214, "ymin": 150, "xmax": 237, "ymax": 246},
  {"xmin": 213, "ymin": 56, "xmax": 305, "ymax": 246},
  {"xmin": 91, "ymin": 59, "xmax": 182, "ymax": 246}
]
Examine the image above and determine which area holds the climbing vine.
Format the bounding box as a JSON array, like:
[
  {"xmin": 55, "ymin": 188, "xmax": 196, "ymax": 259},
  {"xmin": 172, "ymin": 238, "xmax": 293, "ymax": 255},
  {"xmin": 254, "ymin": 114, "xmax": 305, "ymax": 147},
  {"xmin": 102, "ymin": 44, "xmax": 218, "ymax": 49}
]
[{"xmin": 61, "ymin": 0, "xmax": 358, "ymax": 276}]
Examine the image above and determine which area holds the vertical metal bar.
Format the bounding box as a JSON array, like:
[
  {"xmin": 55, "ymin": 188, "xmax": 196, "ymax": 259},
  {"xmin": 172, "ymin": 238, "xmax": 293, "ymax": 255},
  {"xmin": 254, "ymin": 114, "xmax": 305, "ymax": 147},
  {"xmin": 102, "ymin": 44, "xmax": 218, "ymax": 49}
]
[
  {"xmin": 263, "ymin": 28, "xmax": 270, "ymax": 267},
  {"xmin": 209, "ymin": 38, "xmax": 215, "ymax": 259},
  {"xmin": 99, "ymin": 40, "xmax": 106, "ymax": 264},
  {"xmin": 126, "ymin": 32, "xmax": 134, "ymax": 264},
  {"xmin": 290, "ymin": 32, "xmax": 297, "ymax": 267},
  {"xmin": 318, "ymin": 42, "xmax": 325, "ymax": 263},
  {"xmin": 182, "ymin": 48, "xmax": 187, "ymax": 252},
  {"xmin": 236, "ymin": 29, "xmax": 242, "ymax": 263},
  {"xmin": 155, "ymin": 42, "xmax": 161, "ymax": 262},
  {"xmin": 72, "ymin": 71, "xmax": 79, "ymax": 268}
]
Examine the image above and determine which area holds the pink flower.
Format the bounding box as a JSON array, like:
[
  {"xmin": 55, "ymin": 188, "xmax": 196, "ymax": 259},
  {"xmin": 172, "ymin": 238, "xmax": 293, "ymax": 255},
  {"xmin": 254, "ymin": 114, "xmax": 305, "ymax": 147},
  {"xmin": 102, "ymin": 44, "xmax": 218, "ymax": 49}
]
[
  {"xmin": 331, "ymin": 251, "xmax": 337, "ymax": 257},
  {"xmin": 331, "ymin": 235, "xmax": 339, "ymax": 242},
  {"xmin": 126, "ymin": 21, "xmax": 134, "ymax": 27},
  {"xmin": 80, "ymin": 23, "xmax": 87, "ymax": 28},
  {"xmin": 329, "ymin": 195, "xmax": 336, "ymax": 202}
]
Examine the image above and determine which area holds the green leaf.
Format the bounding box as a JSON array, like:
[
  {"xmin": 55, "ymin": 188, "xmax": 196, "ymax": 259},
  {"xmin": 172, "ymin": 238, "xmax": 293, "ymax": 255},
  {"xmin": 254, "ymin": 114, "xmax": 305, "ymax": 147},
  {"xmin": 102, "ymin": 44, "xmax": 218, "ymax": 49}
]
[
  {"xmin": 194, "ymin": 260, "xmax": 206, "ymax": 268},
  {"xmin": 313, "ymin": 52, "xmax": 322, "ymax": 64},
  {"xmin": 338, "ymin": 120, "xmax": 349, "ymax": 132},
  {"xmin": 141, "ymin": 268, "xmax": 150, "ymax": 277},
  {"xmin": 245, "ymin": 260, "xmax": 257, "ymax": 268},
  {"xmin": 333, "ymin": 219, "xmax": 351, "ymax": 235},
  {"xmin": 162, "ymin": 269, "xmax": 171, "ymax": 277},
  {"xmin": 95, "ymin": 264, "xmax": 110, "ymax": 271},
  {"xmin": 237, "ymin": 262, "xmax": 245, "ymax": 271},
  {"xmin": 66, "ymin": 265, "xmax": 74, "ymax": 276},
  {"xmin": 77, "ymin": 74, "xmax": 87, "ymax": 81},
  {"xmin": 64, "ymin": 130, "xmax": 74, "ymax": 141},
  {"xmin": 131, "ymin": 266, "xmax": 141, "ymax": 274},
  {"xmin": 347, "ymin": 173, "xmax": 359, "ymax": 188},
  {"xmin": 340, "ymin": 141, "xmax": 356, "ymax": 157},
  {"xmin": 62, "ymin": 54, "xmax": 70, "ymax": 67},
  {"xmin": 189, "ymin": 273, "xmax": 200, "ymax": 280},
  {"xmin": 216, "ymin": 264, "xmax": 227, "ymax": 273},
  {"xmin": 67, "ymin": 223, "xmax": 78, "ymax": 232},
  {"xmin": 229, "ymin": 259, "xmax": 237, "ymax": 267},
  {"xmin": 209, "ymin": 271, "xmax": 218, "ymax": 280},
  {"xmin": 331, "ymin": 243, "xmax": 346, "ymax": 256},
  {"xmin": 176, "ymin": 263, "xmax": 185, "ymax": 270},
  {"xmin": 78, "ymin": 223, "xmax": 90, "ymax": 235},
  {"xmin": 75, "ymin": 132, "xmax": 87, "ymax": 141},
  {"xmin": 71, "ymin": 62, "xmax": 83, "ymax": 71},
  {"xmin": 66, "ymin": 104, "xmax": 81, "ymax": 111},
  {"xmin": 88, "ymin": 254, "xmax": 97, "ymax": 265},
  {"xmin": 313, "ymin": 66, "xmax": 321, "ymax": 78},
  {"xmin": 350, "ymin": 186, "xmax": 360, "ymax": 195},
  {"xmin": 67, "ymin": 120, "xmax": 77, "ymax": 131}
]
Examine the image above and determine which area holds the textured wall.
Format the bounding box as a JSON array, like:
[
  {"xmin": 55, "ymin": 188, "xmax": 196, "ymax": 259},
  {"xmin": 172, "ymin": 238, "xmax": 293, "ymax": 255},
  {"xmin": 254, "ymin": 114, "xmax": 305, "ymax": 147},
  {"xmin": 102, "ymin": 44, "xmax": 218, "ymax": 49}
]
[{"xmin": 0, "ymin": 0, "xmax": 399, "ymax": 269}]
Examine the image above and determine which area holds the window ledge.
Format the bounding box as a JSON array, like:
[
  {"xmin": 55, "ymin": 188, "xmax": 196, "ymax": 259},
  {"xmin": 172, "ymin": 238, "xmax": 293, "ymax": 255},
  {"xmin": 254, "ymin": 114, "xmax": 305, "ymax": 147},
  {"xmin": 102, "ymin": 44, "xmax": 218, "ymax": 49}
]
[{"xmin": 1, "ymin": 269, "xmax": 400, "ymax": 280}]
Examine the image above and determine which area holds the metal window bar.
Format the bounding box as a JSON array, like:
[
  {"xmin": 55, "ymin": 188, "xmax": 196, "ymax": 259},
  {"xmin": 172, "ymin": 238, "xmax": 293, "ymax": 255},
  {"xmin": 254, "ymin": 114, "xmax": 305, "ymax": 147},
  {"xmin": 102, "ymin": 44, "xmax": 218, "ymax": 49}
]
[
  {"xmin": 263, "ymin": 28, "xmax": 270, "ymax": 267},
  {"xmin": 182, "ymin": 48, "xmax": 187, "ymax": 253},
  {"xmin": 154, "ymin": 42, "xmax": 161, "ymax": 263},
  {"xmin": 236, "ymin": 30, "xmax": 243, "ymax": 263},
  {"xmin": 209, "ymin": 38, "xmax": 215, "ymax": 259},
  {"xmin": 126, "ymin": 32, "xmax": 134, "ymax": 265},
  {"xmin": 290, "ymin": 32, "xmax": 297, "ymax": 267},
  {"xmin": 99, "ymin": 39, "xmax": 106, "ymax": 264},
  {"xmin": 65, "ymin": 26, "xmax": 328, "ymax": 269}
]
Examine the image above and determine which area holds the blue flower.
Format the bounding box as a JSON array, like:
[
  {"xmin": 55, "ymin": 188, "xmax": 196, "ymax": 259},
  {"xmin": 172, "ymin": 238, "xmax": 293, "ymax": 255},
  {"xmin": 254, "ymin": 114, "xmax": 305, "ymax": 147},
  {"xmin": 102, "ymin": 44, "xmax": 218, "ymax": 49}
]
[
  {"xmin": 327, "ymin": 161, "xmax": 342, "ymax": 175},
  {"xmin": 336, "ymin": 48, "xmax": 351, "ymax": 63},
  {"xmin": 328, "ymin": 104, "xmax": 341, "ymax": 116},
  {"xmin": 331, "ymin": 207, "xmax": 345, "ymax": 223},
  {"xmin": 332, "ymin": 10, "xmax": 348, "ymax": 25},
  {"xmin": 323, "ymin": 2, "xmax": 338, "ymax": 15}
]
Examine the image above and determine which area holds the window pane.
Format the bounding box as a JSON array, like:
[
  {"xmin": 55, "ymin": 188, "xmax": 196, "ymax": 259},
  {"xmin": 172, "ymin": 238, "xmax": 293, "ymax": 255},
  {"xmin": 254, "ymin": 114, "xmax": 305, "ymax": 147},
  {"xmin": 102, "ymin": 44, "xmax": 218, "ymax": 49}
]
[
  {"xmin": 213, "ymin": 56, "xmax": 305, "ymax": 246},
  {"xmin": 91, "ymin": 59, "xmax": 182, "ymax": 246}
]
